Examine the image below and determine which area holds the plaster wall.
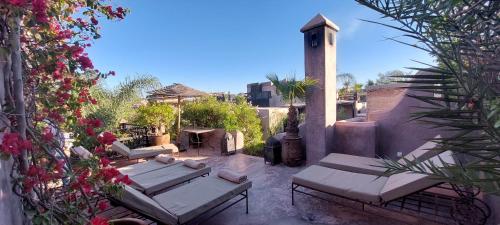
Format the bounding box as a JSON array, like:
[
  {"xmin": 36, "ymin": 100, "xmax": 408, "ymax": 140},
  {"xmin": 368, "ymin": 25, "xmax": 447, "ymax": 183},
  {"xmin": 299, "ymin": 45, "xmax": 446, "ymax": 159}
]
[
  {"xmin": 333, "ymin": 120, "xmax": 377, "ymax": 157},
  {"xmin": 256, "ymin": 107, "xmax": 288, "ymax": 140},
  {"xmin": 366, "ymin": 84, "xmax": 444, "ymax": 159}
]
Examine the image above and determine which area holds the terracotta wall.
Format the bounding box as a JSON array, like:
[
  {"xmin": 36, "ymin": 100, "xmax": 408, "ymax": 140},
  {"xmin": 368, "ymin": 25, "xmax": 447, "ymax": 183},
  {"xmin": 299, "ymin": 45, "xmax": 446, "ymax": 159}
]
[
  {"xmin": 366, "ymin": 84, "xmax": 445, "ymax": 159},
  {"xmin": 365, "ymin": 84, "xmax": 500, "ymax": 224}
]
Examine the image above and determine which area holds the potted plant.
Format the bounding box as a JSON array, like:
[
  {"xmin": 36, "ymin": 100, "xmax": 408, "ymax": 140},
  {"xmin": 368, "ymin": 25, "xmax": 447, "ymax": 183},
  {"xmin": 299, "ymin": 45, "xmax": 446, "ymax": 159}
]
[
  {"xmin": 134, "ymin": 103, "xmax": 175, "ymax": 146},
  {"xmin": 267, "ymin": 73, "xmax": 316, "ymax": 166}
]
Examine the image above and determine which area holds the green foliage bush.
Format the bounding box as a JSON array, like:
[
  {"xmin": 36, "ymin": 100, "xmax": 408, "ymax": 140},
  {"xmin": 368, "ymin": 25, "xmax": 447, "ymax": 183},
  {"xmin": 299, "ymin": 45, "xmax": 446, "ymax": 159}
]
[
  {"xmin": 182, "ymin": 97, "xmax": 263, "ymax": 149},
  {"xmin": 133, "ymin": 103, "xmax": 175, "ymax": 134},
  {"xmin": 84, "ymin": 75, "xmax": 160, "ymax": 131},
  {"xmin": 243, "ymin": 142, "xmax": 265, "ymax": 157}
]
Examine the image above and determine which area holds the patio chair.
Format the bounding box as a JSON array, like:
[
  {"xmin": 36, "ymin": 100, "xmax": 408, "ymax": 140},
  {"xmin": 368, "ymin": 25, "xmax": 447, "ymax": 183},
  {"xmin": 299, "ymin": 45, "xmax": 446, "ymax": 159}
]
[
  {"xmin": 319, "ymin": 135, "xmax": 441, "ymax": 176},
  {"xmin": 126, "ymin": 160, "xmax": 211, "ymax": 195},
  {"xmin": 112, "ymin": 172, "xmax": 252, "ymax": 225},
  {"xmin": 292, "ymin": 151, "xmax": 455, "ymax": 206},
  {"xmin": 112, "ymin": 141, "xmax": 177, "ymax": 160}
]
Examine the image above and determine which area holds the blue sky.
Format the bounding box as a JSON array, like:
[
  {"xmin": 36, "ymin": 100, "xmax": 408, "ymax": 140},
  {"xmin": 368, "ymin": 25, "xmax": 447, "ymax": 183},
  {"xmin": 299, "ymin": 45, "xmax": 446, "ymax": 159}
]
[{"xmin": 87, "ymin": 0, "xmax": 435, "ymax": 93}]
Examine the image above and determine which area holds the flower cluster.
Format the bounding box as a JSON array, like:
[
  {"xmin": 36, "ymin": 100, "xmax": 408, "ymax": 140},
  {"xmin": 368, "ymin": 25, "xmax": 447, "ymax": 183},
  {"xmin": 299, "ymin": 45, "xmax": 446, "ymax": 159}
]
[
  {"xmin": 0, "ymin": 1, "xmax": 129, "ymax": 224},
  {"xmin": 0, "ymin": 132, "xmax": 32, "ymax": 156}
]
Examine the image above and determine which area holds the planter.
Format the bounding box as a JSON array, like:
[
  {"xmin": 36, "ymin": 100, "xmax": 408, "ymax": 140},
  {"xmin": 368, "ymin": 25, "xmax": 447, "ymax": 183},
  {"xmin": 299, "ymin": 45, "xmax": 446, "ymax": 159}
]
[
  {"xmin": 151, "ymin": 133, "xmax": 170, "ymax": 146},
  {"xmin": 281, "ymin": 136, "xmax": 303, "ymax": 167}
]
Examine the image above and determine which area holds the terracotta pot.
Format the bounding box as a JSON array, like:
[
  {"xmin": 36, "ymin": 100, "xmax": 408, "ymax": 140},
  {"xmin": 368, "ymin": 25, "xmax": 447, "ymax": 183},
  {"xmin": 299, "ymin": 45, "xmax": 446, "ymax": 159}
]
[
  {"xmin": 151, "ymin": 133, "xmax": 170, "ymax": 146},
  {"xmin": 281, "ymin": 136, "xmax": 303, "ymax": 167}
]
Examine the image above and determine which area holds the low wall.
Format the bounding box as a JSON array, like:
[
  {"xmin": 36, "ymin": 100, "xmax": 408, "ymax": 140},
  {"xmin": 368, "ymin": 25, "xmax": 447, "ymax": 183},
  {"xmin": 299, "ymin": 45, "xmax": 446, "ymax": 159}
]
[
  {"xmin": 256, "ymin": 107, "xmax": 288, "ymax": 140},
  {"xmin": 333, "ymin": 119, "xmax": 377, "ymax": 157},
  {"xmin": 200, "ymin": 128, "xmax": 226, "ymax": 150}
]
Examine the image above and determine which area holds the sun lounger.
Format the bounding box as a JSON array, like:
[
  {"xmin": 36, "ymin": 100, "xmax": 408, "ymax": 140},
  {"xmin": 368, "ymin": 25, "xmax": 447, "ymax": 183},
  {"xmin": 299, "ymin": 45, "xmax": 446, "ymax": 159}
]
[
  {"xmin": 114, "ymin": 174, "xmax": 252, "ymax": 225},
  {"xmin": 128, "ymin": 162, "xmax": 211, "ymax": 195},
  {"xmin": 112, "ymin": 141, "xmax": 177, "ymax": 160},
  {"xmin": 118, "ymin": 160, "xmax": 181, "ymax": 177},
  {"xmin": 71, "ymin": 146, "xmax": 93, "ymax": 159},
  {"xmin": 292, "ymin": 151, "xmax": 454, "ymax": 206},
  {"xmin": 319, "ymin": 136, "xmax": 441, "ymax": 176}
]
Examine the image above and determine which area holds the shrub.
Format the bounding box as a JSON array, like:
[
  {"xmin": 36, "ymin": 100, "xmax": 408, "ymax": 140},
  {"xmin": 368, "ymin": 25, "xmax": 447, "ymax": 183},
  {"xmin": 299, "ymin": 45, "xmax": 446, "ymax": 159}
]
[
  {"xmin": 133, "ymin": 103, "xmax": 175, "ymax": 135},
  {"xmin": 182, "ymin": 97, "xmax": 263, "ymax": 149},
  {"xmin": 243, "ymin": 142, "xmax": 265, "ymax": 157}
]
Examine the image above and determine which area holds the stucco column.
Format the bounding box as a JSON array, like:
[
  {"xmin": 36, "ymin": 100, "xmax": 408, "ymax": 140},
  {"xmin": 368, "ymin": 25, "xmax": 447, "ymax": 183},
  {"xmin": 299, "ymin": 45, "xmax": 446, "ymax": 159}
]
[{"xmin": 302, "ymin": 14, "xmax": 339, "ymax": 164}]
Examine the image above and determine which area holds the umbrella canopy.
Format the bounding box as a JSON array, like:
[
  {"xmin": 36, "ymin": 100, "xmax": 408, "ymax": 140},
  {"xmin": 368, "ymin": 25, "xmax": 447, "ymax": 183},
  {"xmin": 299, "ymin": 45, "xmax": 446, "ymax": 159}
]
[
  {"xmin": 147, "ymin": 83, "xmax": 208, "ymax": 135},
  {"xmin": 147, "ymin": 83, "xmax": 207, "ymax": 100}
]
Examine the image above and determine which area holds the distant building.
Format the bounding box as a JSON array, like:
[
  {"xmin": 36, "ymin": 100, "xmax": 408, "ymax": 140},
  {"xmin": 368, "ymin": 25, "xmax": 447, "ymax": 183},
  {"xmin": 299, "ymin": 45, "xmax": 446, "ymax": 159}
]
[
  {"xmin": 209, "ymin": 92, "xmax": 237, "ymax": 102},
  {"xmin": 247, "ymin": 82, "xmax": 287, "ymax": 107}
]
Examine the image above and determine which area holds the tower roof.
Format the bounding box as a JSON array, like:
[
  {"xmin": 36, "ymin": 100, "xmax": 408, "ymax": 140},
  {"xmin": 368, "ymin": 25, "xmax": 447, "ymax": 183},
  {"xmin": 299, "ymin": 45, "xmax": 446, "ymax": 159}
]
[{"xmin": 300, "ymin": 13, "xmax": 339, "ymax": 33}]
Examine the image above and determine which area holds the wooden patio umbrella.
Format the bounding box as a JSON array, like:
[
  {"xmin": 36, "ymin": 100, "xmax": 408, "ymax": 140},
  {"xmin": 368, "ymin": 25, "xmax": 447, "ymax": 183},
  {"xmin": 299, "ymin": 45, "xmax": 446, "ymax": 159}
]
[{"xmin": 147, "ymin": 83, "xmax": 208, "ymax": 134}]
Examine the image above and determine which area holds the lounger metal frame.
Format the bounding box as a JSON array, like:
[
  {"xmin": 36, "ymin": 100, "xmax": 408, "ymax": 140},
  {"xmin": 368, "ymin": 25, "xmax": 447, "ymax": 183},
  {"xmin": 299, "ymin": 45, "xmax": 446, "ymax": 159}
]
[
  {"xmin": 110, "ymin": 189, "xmax": 249, "ymax": 225},
  {"xmin": 291, "ymin": 182, "xmax": 491, "ymax": 225}
]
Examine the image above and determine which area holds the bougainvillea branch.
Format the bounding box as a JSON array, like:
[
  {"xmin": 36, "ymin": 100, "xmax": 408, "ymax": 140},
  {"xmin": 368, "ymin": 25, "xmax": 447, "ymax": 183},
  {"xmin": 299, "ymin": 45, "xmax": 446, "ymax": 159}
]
[{"xmin": 0, "ymin": 1, "xmax": 129, "ymax": 224}]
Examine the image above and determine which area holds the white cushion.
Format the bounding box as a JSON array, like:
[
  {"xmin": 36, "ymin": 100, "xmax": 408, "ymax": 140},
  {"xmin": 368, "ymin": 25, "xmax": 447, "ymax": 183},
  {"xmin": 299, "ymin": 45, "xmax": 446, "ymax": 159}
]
[{"xmin": 72, "ymin": 146, "xmax": 92, "ymax": 159}]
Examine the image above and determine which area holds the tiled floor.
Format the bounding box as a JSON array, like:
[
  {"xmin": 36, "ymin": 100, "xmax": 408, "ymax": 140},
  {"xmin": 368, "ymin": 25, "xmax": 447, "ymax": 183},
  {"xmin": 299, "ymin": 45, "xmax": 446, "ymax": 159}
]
[{"xmin": 107, "ymin": 147, "xmax": 442, "ymax": 225}]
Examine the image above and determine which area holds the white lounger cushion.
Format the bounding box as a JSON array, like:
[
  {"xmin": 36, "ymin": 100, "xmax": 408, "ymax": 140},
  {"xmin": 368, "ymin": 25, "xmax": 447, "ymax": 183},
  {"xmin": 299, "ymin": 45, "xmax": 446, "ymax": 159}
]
[
  {"xmin": 118, "ymin": 160, "xmax": 181, "ymax": 177},
  {"xmin": 121, "ymin": 186, "xmax": 178, "ymax": 225},
  {"xmin": 130, "ymin": 164, "xmax": 211, "ymax": 195},
  {"xmin": 319, "ymin": 135, "xmax": 442, "ymax": 176},
  {"xmin": 319, "ymin": 154, "xmax": 387, "ymax": 176},
  {"xmin": 112, "ymin": 141, "xmax": 173, "ymax": 160},
  {"xmin": 293, "ymin": 165, "xmax": 387, "ymax": 203},
  {"xmin": 112, "ymin": 141, "xmax": 131, "ymax": 156},
  {"xmin": 397, "ymin": 135, "xmax": 441, "ymax": 164},
  {"xmin": 152, "ymin": 176, "xmax": 252, "ymax": 224},
  {"xmin": 380, "ymin": 150, "xmax": 454, "ymax": 202}
]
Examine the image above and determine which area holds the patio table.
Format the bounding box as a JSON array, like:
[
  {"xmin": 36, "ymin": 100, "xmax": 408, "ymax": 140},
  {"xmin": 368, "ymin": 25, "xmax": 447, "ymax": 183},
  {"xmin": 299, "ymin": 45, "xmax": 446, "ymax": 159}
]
[{"xmin": 182, "ymin": 128, "xmax": 215, "ymax": 156}]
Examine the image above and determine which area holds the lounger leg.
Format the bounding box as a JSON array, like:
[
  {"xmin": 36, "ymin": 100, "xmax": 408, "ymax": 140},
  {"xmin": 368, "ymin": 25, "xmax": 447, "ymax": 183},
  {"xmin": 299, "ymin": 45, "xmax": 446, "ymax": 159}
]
[
  {"xmin": 245, "ymin": 190, "xmax": 249, "ymax": 214},
  {"xmin": 292, "ymin": 183, "xmax": 295, "ymax": 206}
]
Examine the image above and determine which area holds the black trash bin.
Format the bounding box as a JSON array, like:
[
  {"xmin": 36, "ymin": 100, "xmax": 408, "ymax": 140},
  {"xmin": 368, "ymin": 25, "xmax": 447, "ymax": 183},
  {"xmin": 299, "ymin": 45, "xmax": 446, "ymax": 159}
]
[{"xmin": 264, "ymin": 135, "xmax": 282, "ymax": 165}]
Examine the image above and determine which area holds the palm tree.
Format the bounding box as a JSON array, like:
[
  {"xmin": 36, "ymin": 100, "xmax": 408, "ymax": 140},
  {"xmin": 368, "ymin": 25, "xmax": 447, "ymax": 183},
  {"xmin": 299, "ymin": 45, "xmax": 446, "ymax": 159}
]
[
  {"xmin": 266, "ymin": 73, "xmax": 317, "ymax": 136},
  {"xmin": 84, "ymin": 74, "xmax": 161, "ymax": 131}
]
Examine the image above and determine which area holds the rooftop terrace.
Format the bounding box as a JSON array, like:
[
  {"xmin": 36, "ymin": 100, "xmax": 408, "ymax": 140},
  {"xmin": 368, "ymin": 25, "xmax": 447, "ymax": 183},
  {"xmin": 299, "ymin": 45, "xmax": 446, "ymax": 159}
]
[{"xmin": 103, "ymin": 148, "xmax": 444, "ymax": 225}]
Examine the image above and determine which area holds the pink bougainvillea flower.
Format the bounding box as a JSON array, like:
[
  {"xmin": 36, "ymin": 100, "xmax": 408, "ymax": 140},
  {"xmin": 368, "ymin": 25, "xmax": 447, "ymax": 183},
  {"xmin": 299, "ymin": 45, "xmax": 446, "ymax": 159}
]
[
  {"xmin": 0, "ymin": 132, "xmax": 23, "ymax": 156},
  {"xmin": 41, "ymin": 128, "xmax": 54, "ymax": 142},
  {"xmin": 115, "ymin": 174, "xmax": 132, "ymax": 185},
  {"xmin": 97, "ymin": 132, "xmax": 116, "ymax": 145},
  {"xmin": 94, "ymin": 146, "xmax": 105, "ymax": 154},
  {"xmin": 85, "ymin": 127, "xmax": 95, "ymax": 136},
  {"xmin": 97, "ymin": 201, "xmax": 108, "ymax": 211},
  {"xmin": 91, "ymin": 17, "xmax": 99, "ymax": 25},
  {"xmin": 89, "ymin": 119, "xmax": 103, "ymax": 128},
  {"xmin": 6, "ymin": 0, "xmax": 26, "ymax": 6},
  {"xmin": 90, "ymin": 216, "xmax": 109, "ymax": 225},
  {"xmin": 78, "ymin": 55, "xmax": 94, "ymax": 70},
  {"xmin": 32, "ymin": 0, "xmax": 49, "ymax": 23},
  {"xmin": 100, "ymin": 157, "xmax": 111, "ymax": 167}
]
